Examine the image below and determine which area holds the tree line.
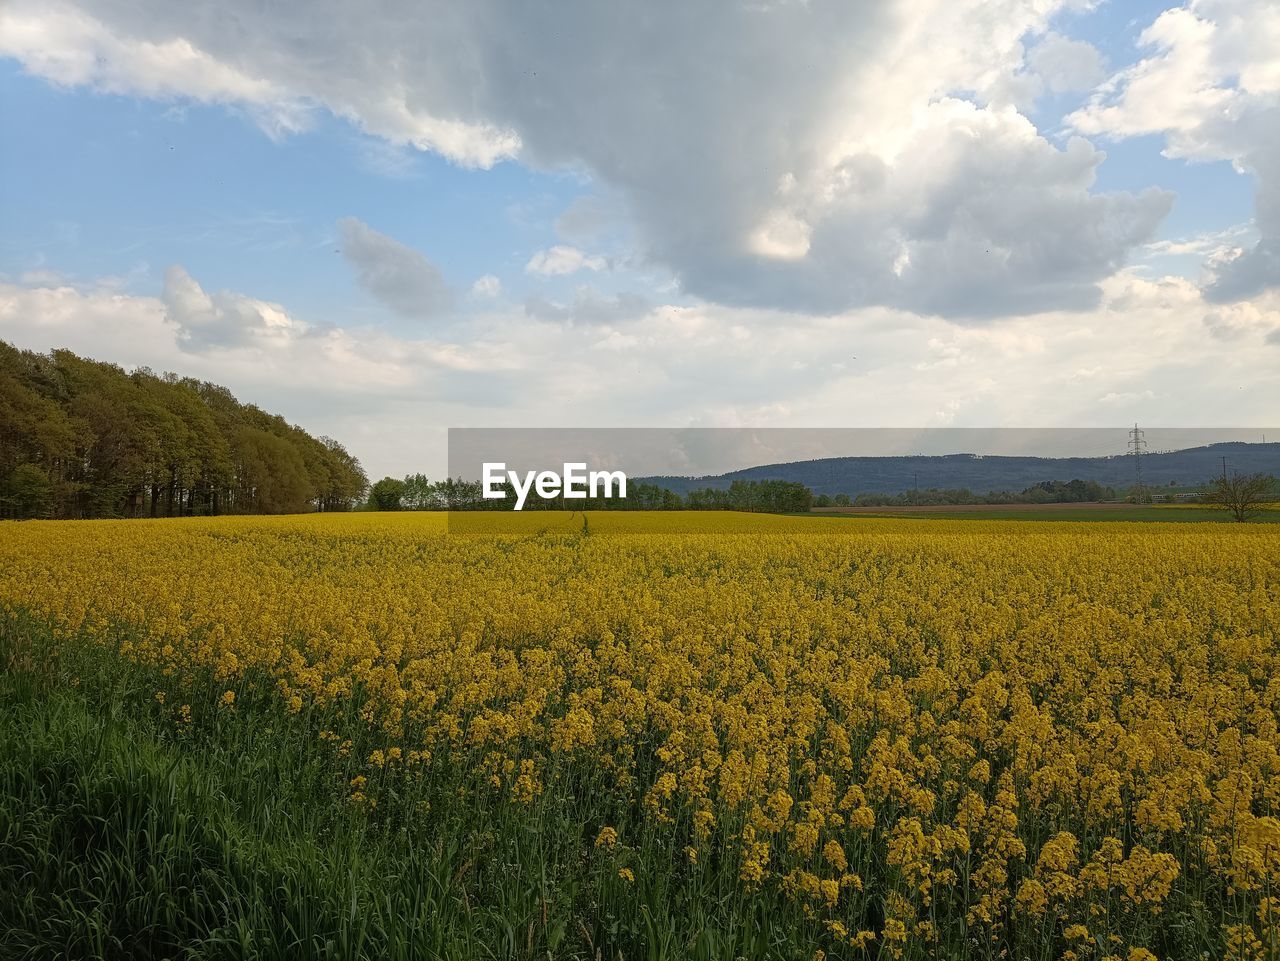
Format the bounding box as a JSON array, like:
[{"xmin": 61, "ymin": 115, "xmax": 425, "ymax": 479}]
[
  {"xmin": 1, "ymin": 342, "xmax": 367, "ymax": 519},
  {"xmin": 832, "ymin": 478, "xmax": 1119, "ymax": 508},
  {"xmin": 365, "ymin": 475, "xmax": 815, "ymax": 513}
]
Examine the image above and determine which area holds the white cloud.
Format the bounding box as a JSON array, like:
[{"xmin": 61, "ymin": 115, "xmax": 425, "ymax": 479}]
[
  {"xmin": 162, "ymin": 265, "xmax": 306, "ymax": 349},
  {"xmin": 1, "ymin": 0, "xmax": 1174, "ymax": 318},
  {"xmin": 523, "ymin": 287, "xmax": 649, "ymax": 325},
  {"xmin": 1143, "ymin": 224, "xmax": 1254, "ymax": 259},
  {"xmin": 0, "ymin": 4, "xmax": 311, "ymax": 137},
  {"xmin": 0, "ymin": 1, "xmax": 519, "ymax": 165},
  {"xmin": 3, "ymin": 268, "xmax": 1277, "ymax": 480},
  {"xmin": 1203, "ymin": 300, "xmax": 1280, "ymax": 340},
  {"xmin": 1071, "ymin": 0, "xmax": 1280, "ymax": 301},
  {"xmin": 1028, "ymin": 33, "xmax": 1106, "ymax": 94},
  {"xmin": 525, "ymin": 245, "xmax": 607, "ymax": 276},
  {"xmin": 338, "ymin": 217, "xmax": 454, "ymax": 320},
  {"xmin": 470, "ymin": 274, "xmax": 502, "ymax": 298}
]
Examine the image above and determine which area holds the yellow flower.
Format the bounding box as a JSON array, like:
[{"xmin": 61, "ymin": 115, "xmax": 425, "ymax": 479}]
[
  {"xmin": 4, "ymin": 511, "xmax": 1277, "ymax": 951},
  {"xmin": 822, "ymin": 839, "xmax": 848, "ymax": 873}
]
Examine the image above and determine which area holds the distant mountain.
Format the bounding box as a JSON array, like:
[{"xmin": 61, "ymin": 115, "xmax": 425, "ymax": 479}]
[{"xmin": 639, "ymin": 442, "xmax": 1280, "ymax": 497}]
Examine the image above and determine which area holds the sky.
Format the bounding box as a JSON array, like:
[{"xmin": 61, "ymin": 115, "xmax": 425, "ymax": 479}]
[{"xmin": 0, "ymin": 0, "xmax": 1277, "ymax": 479}]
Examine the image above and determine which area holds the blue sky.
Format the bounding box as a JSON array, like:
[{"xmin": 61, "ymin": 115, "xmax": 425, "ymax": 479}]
[
  {"xmin": 0, "ymin": 61, "xmax": 611, "ymax": 329},
  {"xmin": 0, "ymin": 0, "xmax": 1276, "ymax": 478},
  {"xmin": 0, "ymin": 17, "xmax": 1255, "ymax": 315}
]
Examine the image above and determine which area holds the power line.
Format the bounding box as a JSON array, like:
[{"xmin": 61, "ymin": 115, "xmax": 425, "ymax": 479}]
[{"xmin": 1128, "ymin": 423, "xmax": 1147, "ymax": 497}]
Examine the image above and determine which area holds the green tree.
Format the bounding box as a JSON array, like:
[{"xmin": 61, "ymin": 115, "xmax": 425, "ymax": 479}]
[
  {"xmin": 368, "ymin": 477, "xmax": 407, "ymax": 511},
  {"xmin": 0, "ymin": 341, "xmax": 369, "ymax": 519},
  {"xmin": 401, "ymin": 474, "xmax": 437, "ymax": 510},
  {"xmin": 3, "ymin": 463, "xmax": 54, "ymax": 519}
]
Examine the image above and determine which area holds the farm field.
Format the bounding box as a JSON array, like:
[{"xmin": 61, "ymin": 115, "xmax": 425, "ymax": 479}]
[
  {"xmin": 812, "ymin": 504, "xmax": 1280, "ymax": 523},
  {"xmin": 2, "ymin": 512, "xmax": 1279, "ymax": 961}
]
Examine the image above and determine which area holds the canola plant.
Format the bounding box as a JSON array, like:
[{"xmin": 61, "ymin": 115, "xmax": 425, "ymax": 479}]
[{"xmin": 1, "ymin": 512, "xmax": 1278, "ymax": 960}]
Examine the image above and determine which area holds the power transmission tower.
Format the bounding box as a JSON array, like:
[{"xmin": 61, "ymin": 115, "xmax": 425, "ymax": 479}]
[{"xmin": 1128, "ymin": 423, "xmax": 1147, "ymax": 501}]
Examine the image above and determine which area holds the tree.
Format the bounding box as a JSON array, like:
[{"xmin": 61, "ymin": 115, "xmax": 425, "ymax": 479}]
[
  {"xmin": 0, "ymin": 342, "xmax": 369, "ymax": 518},
  {"xmin": 1205, "ymin": 472, "xmax": 1275, "ymax": 522},
  {"xmin": 233, "ymin": 427, "xmax": 314, "ymax": 514},
  {"xmin": 323, "ymin": 438, "xmax": 369, "ymax": 511},
  {"xmin": 368, "ymin": 477, "xmax": 407, "ymax": 511},
  {"xmin": 401, "ymin": 473, "xmax": 437, "ymax": 510},
  {"xmin": 4, "ymin": 463, "xmax": 53, "ymax": 519}
]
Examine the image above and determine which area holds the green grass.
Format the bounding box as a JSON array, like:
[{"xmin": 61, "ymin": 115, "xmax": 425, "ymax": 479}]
[{"xmin": 1, "ymin": 647, "xmax": 467, "ymax": 960}]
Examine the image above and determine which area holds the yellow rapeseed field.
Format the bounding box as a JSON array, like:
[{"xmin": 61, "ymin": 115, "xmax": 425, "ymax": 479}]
[{"xmin": 2, "ymin": 512, "xmax": 1279, "ymax": 960}]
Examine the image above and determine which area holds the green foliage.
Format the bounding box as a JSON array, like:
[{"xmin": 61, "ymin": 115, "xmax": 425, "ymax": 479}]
[
  {"xmin": 367, "ymin": 476, "xmax": 407, "ymax": 511},
  {"xmin": 2, "ymin": 463, "xmax": 54, "ymax": 519},
  {"xmin": 686, "ymin": 479, "xmax": 813, "ymax": 513},
  {"xmin": 849, "ymin": 478, "xmax": 1117, "ymax": 508},
  {"xmin": 0, "ymin": 342, "xmax": 367, "ymax": 518},
  {"xmin": 400, "ymin": 473, "xmax": 437, "ymax": 509}
]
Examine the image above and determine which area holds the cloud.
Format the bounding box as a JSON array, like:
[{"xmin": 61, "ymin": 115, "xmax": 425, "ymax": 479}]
[
  {"xmin": 1204, "ymin": 241, "xmax": 1280, "ymax": 304},
  {"xmin": 555, "ymin": 195, "xmax": 623, "ymax": 244},
  {"xmin": 5, "ymin": 267, "xmax": 1278, "ymax": 481},
  {"xmin": 1, "ymin": 0, "xmax": 1174, "ymax": 318},
  {"xmin": 525, "ymin": 245, "xmax": 607, "ymax": 276},
  {"xmin": 701, "ymin": 103, "xmax": 1171, "ymax": 318},
  {"xmin": 523, "ymin": 287, "xmax": 650, "ymax": 325},
  {"xmin": 1143, "ymin": 224, "xmax": 1253, "ymax": 259},
  {"xmin": 1027, "ymin": 32, "xmax": 1106, "ymax": 94},
  {"xmin": 1202, "ymin": 299, "xmax": 1280, "ymax": 341},
  {"xmin": 0, "ymin": 273, "xmax": 526, "ymax": 468},
  {"xmin": 471, "ymin": 274, "xmax": 502, "ymax": 298},
  {"xmin": 1071, "ymin": 0, "xmax": 1280, "ymax": 301},
  {"xmin": 162, "ymin": 265, "xmax": 305, "ymax": 349},
  {"xmin": 0, "ymin": 4, "xmax": 311, "ymax": 138},
  {"xmin": 0, "ymin": 2, "xmax": 518, "ymax": 164},
  {"xmin": 338, "ymin": 217, "xmax": 455, "ymax": 320}
]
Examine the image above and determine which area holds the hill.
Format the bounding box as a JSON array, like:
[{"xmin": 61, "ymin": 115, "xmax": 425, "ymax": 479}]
[{"xmin": 640, "ymin": 442, "xmax": 1280, "ymax": 497}]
